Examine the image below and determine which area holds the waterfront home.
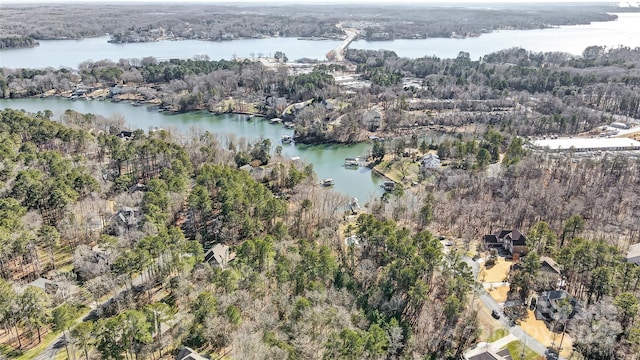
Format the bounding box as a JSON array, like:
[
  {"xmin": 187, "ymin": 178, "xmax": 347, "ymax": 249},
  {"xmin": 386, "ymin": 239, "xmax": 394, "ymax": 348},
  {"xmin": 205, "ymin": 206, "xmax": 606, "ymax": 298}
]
[{"xmin": 362, "ymin": 109, "xmax": 382, "ymax": 130}]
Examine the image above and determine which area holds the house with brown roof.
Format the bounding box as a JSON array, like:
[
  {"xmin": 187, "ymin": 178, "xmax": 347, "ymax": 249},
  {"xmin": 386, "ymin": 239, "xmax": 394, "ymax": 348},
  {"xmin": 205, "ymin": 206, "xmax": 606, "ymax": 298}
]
[
  {"xmin": 503, "ymin": 230, "xmax": 528, "ymax": 257},
  {"xmin": 483, "ymin": 229, "xmax": 529, "ymax": 258}
]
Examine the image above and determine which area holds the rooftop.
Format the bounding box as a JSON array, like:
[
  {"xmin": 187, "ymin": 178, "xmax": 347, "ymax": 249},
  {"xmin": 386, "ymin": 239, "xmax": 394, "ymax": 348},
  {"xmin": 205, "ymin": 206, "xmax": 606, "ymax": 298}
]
[
  {"xmin": 627, "ymin": 243, "xmax": 640, "ymax": 263},
  {"xmin": 532, "ymin": 137, "xmax": 640, "ymax": 151}
]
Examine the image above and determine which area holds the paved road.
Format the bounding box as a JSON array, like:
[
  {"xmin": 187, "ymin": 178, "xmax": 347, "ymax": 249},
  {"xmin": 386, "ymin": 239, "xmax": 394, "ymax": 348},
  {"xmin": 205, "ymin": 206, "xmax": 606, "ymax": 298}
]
[
  {"xmin": 463, "ymin": 256, "xmax": 563, "ymax": 360},
  {"xmin": 328, "ymin": 24, "xmax": 359, "ymax": 62}
]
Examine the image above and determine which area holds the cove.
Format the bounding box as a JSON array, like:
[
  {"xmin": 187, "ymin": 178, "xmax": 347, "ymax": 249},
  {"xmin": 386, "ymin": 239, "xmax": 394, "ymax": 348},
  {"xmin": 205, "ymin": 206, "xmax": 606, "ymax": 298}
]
[{"xmin": 0, "ymin": 97, "xmax": 386, "ymax": 203}]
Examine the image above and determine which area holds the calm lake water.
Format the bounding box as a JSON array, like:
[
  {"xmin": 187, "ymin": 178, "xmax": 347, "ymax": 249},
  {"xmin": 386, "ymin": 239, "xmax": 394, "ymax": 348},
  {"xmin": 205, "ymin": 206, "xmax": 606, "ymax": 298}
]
[
  {"xmin": 0, "ymin": 97, "xmax": 386, "ymax": 202},
  {"xmin": 2, "ymin": 13, "xmax": 638, "ymax": 200},
  {"xmin": 0, "ymin": 37, "xmax": 341, "ymax": 69},
  {"xmin": 1, "ymin": 12, "xmax": 639, "ymax": 69},
  {"xmin": 350, "ymin": 12, "xmax": 640, "ymax": 59}
]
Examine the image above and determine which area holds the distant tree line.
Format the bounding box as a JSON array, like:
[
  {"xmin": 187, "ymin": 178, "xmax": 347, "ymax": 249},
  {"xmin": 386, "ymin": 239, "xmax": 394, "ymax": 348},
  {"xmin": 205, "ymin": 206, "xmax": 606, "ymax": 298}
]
[
  {"xmin": 0, "ymin": 35, "xmax": 39, "ymax": 49},
  {"xmin": 1, "ymin": 3, "xmax": 629, "ymax": 43}
]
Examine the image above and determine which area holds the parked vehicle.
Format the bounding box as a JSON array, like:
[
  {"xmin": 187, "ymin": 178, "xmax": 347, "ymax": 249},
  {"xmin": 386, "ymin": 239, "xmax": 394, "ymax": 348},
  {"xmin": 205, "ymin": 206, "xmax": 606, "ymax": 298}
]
[{"xmin": 491, "ymin": 310, "xmax": 500, "ymax": 319}]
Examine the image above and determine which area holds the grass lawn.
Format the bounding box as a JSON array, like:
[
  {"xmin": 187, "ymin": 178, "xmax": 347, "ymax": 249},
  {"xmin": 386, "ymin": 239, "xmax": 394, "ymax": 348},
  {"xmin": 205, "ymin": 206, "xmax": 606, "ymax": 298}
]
[
  {"xmin": 487, "ymin": 328, "xmax": 508, "ymax": 343},
  {"xmin": 374, "ymin": 157, "xmax": 420, "ymax": 184},
  {"xmin": 506, "ymin": 340, "xmax": 544, "ymax": 360}
]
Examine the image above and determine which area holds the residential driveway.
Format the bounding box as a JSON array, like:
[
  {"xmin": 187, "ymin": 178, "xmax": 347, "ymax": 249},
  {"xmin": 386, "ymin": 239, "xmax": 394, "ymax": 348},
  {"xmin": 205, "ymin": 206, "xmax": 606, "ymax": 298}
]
[
  {"xmin": 519, "ymin": 309, "xmax": 574, "ymax": 358},
  {"xmin": 465, "ymin": 256, "xmax": 565, "ymax": 360}
]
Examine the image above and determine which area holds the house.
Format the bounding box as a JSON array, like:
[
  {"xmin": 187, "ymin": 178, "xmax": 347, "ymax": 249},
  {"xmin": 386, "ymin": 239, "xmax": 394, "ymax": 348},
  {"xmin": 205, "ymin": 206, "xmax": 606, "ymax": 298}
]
[
  {"xmin": 534, "ymin": 290, "xmax": 582, "ymax": 331},
  {"xmin": 176, "ymin": 347, "xmax": 208, "ymax": 360},
  {"xmin": 204, "ymin": 244, "xmax": 236, "ymax": 269},
  {"xmin": 129, "ymin": 182, "xmax": 146, "ymax": 194},
  {"xmin": 626, "ymin": 243, "xmax": 640, "ymax": 264},
  {"xmin": 510, "ymin": 255, "xmax": 563, "ymax": 289},
  {"xmin": 483, "ymin": 234, "xmax": 500, "ymax": 248},
  {"xmin": 483, "ymin": 229, "xmax": 528, "ymax": 257},
  {"xmin": 463, "ymin": 345, "xmax": 513, "ymax": 360},
  {"xmin": 118, "ymin": 130, "xmax": 134, "ymax": 139},
  {"xmin": 362, "ymin": 109, "xmax": 382, "ymax": 130},
  {"xmin": 111, "ymin": 206, "xmax": 141, "ymax": 230},
  {"xmin": 540, "ymin": 256, "xmax": 562, "ymax": 276},
  {"xmin": 503, "ymin": 230, "xmax": 528, "ymax": 258},
  {"xmin": 264, "ymin": 96, "xmax": 288, "ymax": 111},
  {"xmin": 420, "ymin": 154, "xmax": 441, "ymax": 170},
  {"xmin": 321, "ymin": 99, "xmax": 336, "ymax": 111}
]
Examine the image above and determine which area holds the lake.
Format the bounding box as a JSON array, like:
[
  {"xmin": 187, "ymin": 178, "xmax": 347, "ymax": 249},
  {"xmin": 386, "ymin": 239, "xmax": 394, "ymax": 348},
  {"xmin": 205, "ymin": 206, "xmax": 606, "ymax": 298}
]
[
  {"xmin": 350, "ymin": 12, "xmax": 640, "ymax": 59},
  {"xmin": 0, "ymin": 37, "xmax": 342, "ymax": 70},
  {"xmin": 0, "ymin": 97, "xmax": 386, "ymax": 203},
  {"xmin": 2, "ymin": 12, "xmax": 638, "ymax": 201},
  {"xmin": 1, "ymin": 13, "xmax": 639, "ymax": 69}
]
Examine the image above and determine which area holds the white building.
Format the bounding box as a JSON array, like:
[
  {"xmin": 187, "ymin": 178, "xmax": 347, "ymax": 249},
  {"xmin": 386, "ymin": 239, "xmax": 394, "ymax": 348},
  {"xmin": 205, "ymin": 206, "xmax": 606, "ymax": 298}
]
[
  {"xmin": 610, "ymin": 122, "xmax": 630, "ymax": 130},
  {"xmin": 627, "ymin": 243, "xmax": 640, "ymax": 265},
  {"xmin": 533, "ymin": 137, "xmax": 640, "ymax": 152}
]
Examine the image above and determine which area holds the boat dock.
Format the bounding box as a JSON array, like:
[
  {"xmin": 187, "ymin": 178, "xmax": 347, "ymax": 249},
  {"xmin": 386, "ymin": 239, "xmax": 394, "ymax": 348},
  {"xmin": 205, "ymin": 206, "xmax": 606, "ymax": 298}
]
[{"xmin": 344, "ymin": 156, "xmax": 369, "ymax": 167}]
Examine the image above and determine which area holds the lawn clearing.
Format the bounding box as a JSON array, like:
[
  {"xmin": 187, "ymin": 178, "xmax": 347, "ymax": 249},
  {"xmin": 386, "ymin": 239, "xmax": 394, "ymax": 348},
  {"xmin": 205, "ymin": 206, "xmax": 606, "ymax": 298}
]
[
  {"xmin": 506, "ymin": 340, "xmax": 544, "ymax": 360},
  {"xmin": 481, "ymin": 257, "xmax": 512, "ymax": 283}
]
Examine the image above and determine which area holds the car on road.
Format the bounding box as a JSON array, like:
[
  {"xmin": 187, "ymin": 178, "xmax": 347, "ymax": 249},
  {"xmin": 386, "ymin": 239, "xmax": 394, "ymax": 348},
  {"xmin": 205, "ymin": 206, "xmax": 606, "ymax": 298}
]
[
  {"xmin": 545, "ymin": 349, "xmax": 559, "ymax": 360},
  {"xmin": 444, "ymin": 240, "xmax": 454, "ymax": 246},
  {"xmin": 491, "ymin": 310, "xmax": 501, "ymax": 319}
]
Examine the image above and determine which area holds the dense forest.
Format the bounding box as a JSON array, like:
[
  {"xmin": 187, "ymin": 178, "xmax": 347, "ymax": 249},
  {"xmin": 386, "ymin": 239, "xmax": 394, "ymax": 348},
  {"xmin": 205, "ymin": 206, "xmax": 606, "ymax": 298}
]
[
  {"xmin": 0, "ymin": 93, "xmax": 639, "ymax": 359},
  {"xmin": 0, "ymin": 3, "xmax": 628, "ymax": 45},
  {"xmin": 0, "ymin": 108, "xmax": 480, "ymax": 359}
]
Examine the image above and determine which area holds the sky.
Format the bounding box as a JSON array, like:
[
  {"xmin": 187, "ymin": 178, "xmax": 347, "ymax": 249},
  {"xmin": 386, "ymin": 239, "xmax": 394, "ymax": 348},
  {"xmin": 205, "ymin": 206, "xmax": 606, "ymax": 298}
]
[{"xmin": 3, "ymin": 0, "xmax": 623, "ymax": 3}]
